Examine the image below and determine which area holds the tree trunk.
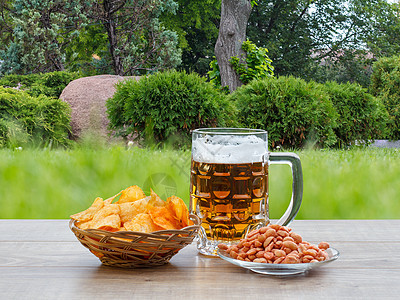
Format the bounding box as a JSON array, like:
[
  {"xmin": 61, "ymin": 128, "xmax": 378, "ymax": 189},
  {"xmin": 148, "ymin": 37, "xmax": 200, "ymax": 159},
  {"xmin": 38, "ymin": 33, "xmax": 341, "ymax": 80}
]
[
  {"xmin": 215, "ymin": 0, "xmax": 252, "ymax": 92},
  {"xmin": 103, "ymin": 0, "xmax": 123, "ymax": 76}
]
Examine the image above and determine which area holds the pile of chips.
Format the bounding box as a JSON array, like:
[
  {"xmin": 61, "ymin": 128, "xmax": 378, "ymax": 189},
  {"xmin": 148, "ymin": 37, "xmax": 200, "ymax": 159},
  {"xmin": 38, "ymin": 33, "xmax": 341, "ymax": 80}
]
[{"xmin": 70, "ymin": 185, "xmax": 192, "ymax": 233}]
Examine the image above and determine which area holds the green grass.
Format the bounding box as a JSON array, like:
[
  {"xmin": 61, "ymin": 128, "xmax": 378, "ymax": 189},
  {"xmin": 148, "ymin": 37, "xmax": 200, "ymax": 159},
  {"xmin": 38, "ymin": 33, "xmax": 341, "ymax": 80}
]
[{"xmin": 0, "ymin": 146, "xmax": 399, "ymax": 219}]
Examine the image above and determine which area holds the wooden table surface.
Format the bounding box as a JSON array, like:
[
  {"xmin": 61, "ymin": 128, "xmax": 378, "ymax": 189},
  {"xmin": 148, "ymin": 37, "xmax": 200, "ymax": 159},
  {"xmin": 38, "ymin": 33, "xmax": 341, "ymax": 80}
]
[{"xmin": 1, "ymin": 219, "xmax": 400, "ymax": 299}]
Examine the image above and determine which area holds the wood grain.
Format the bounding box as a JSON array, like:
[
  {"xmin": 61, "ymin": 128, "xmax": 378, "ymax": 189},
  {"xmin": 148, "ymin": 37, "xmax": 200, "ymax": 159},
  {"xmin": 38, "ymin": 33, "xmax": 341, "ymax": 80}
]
[{"xmin": 1, "ymin": 220, "xmax": 400, "ymax": 299}]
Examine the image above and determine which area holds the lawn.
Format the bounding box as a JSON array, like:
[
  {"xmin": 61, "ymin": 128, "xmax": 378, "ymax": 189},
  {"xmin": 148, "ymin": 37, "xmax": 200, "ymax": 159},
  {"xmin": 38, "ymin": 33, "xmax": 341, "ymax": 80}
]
[{"xmin": 0, "ymin": 146, "xmax": 399, "ymax": 219}]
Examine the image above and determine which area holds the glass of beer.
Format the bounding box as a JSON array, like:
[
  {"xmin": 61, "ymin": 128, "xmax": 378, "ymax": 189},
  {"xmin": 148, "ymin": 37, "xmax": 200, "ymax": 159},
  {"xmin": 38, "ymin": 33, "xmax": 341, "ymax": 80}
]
[{"xmin": 190, "ymin": 128, "xmax": 303, "ymax": 256}]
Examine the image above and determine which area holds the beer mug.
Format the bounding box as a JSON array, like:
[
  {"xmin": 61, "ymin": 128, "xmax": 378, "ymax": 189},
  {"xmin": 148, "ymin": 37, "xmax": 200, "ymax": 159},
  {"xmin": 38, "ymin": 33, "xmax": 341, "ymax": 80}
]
[{"xmin": 190, "ymin": 128, "xmax": 303, "ymax": 256}]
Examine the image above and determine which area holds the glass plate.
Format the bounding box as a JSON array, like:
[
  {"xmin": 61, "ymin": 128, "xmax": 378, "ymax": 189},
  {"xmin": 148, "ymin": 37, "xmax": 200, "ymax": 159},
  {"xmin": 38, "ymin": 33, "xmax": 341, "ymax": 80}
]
[{"xmin": 218, "ymin": 247, "xmax": 339, "ymax": 276}]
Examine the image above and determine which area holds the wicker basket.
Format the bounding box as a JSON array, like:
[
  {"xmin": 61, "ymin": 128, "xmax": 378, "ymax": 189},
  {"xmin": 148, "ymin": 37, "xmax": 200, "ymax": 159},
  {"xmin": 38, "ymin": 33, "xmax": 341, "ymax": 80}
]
[{"xmin": 69, "ymin": 214, "xmax": 201, "ymax": 268}]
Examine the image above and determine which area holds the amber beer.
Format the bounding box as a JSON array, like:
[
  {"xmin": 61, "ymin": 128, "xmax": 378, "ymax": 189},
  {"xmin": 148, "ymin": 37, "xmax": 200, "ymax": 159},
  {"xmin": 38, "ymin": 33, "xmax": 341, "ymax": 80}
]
[
  {"xmin": 190, "ymin": 160, "xmax": 268, "ymax": 241},
  {"xmin": 190, "ymin": 128, "xmax": 270, "ymax": 256}
]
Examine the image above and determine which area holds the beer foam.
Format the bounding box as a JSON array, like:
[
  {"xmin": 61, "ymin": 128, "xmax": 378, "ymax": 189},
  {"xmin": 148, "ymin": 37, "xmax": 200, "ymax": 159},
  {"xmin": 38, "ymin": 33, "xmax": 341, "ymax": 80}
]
[{"xmin": 192, "ymin": 134, "xmax": 268, "ymax": 163}]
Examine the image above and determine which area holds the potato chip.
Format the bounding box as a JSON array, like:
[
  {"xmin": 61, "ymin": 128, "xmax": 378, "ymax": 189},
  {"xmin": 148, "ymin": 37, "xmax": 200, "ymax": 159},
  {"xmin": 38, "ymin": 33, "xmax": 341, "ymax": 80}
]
[
  {"xmin": 70, "ymin": 197, "xmax": 104, "ymax": 222},
  {"xmin": 91, "ymin": 203, "xmax": 120, "ymax": 226},
  {"xmin": 75, "ymin": 220, "xmax": 93, "ymax": 230},
  {"xmin": 123, "ymin": 213, "xmax": 160, "ymax": 233},
  {"xmin": 148, "ymin": 190, "xmax": 165, "ymax": 207},
  {"xmin": 148, "ymin": 205, "xmax": 181, "ymax": 230},
  {"xmin": 119, "ymin": 197, "xmax": 150, "ymax": 223},
  {"xmin": 167, "ymin": 196, "xmax": 190, "ymax": 228},
  {"xmin": 92, "ymin": 214, "xmax": 121, "ymax": 232},
  {"xmin": 116, "ymin": 185, "xmax": 146, "ymax": 204}
]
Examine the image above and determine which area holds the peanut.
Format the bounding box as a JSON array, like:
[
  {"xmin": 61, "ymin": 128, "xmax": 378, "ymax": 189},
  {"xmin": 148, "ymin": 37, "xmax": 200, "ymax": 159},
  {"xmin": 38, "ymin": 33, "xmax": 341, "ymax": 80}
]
[
  {"xmin": 283, "ymin": 240, "xmax": 298, "ymax": 250},
  {"xmin": 253, "ymin": 258, "xmax": 268, "ymax": 263},
  {"xmin": 264, "ymin": 228, "xmax": 277, "ymax": 238},
  {"xmin": 257, "ymin": 234, "xmax": 267, "ymax": 243},
  {"xmin": 273, "ymin": 249, "xmax": 286, "ymax": 258},
  {"xmin": 248, "ymin": 254, "xmax": 256, "ymax": 261},
  {"xmin": 290, "ymin": 232, "xmax": 302, "ymax": 244},
  {"xmin": 230, "ymin": 251, "xmax": 238, "ymax": 259},
  {"xmin": 303, "ymin": 249, "xmax": 318, "ymax": 258},
  {"xmin": 246, "ymin": 248, "xmax": 257, "ymax": 255},
  {"xmin": 223, "ymin": 224, "xmax": 332, "ymax": 265},
  {"xmin": 256, "ymin": 251, "xmax": 265, "ymax": 258},
  {"xmin": 247, "ymin": 229, "xmax": 260, "ymax": 238},
  {"xmin": 283, "ymin": 236, "xmax": 295, "ymax": 243},
  {"xmin": 283, "ymin": 255, "xmax": 300, "ymax": 264},
  {"xmin": 273, "ymin": 257, "xmax": 285, "ymax": 264},
  {"xmin": 277, "ymin": 230, "xmax": 289, "ymax": 237},
  {"xmin": 241, "ymin": 247, "xmax": 250, "ymax": 253},
  {"xmin": 264, "ymin": 251, "xmax": 274, "ymax": 260},
  {"xmin": 254, "ymin": 240, "xmax": 263, "ymax": 248},
  {"xmin": 318, "ymin": 242, "xmax": 330, "ymax": 250},
  {"xmin": 269, "ymin": 224, "xmax": 281, "ymax": 231},
  {"xmin": 263, "ymin": 236, "xmax": 274, "ymax": 248},
  {"xmin": 218, "ymin": 243, "xmax": 229, "ymax": 250}
]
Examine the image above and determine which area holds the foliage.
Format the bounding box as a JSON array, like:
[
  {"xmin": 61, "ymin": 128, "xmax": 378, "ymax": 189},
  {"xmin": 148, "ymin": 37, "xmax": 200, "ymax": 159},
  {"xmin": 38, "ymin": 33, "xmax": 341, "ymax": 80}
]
[
  {"xmin": 322, "ymin": 81, "xmax": 388, "ymax": 147},
  {"xmin": 370, "ymin": 55, "xmax": 400, "ymax": 140},
  {"xmin": 208, "ymin": 58, "xmax": 222, "ymax": 87},
  {"xmin": 0, "ymin": 87, "xmax": 72, "ymax": 148},
  {"xmin": 0, "ymin": 42, "xmax": 24, "ymax": 75},
  {"xmin": 64, "ymin": 23, "xmax": 112, "ymax": 75},
  {"xmin": 246, "ymin": 0, "xmax": 400, "ymax": 84},
  {"xmin": 0, "ymin": 73, "xmax": 41, "ymax": 89},
  {"xmin": 0, "ymin": 71, "xmax": 81, "ymax": 98},
  {"xmin": 229, "ymin": 76, "xmax": 338, "ymax": 149},
  {"xmin": 0, "ymin": 0, "xmax": 181, "ymax": 76},
  {"xmin": 107, "ymin": 70, "xmax": 234, "ymax": 147},
  {"xmin": 160, "ymin": 0, "xmax": 221, "ymax": 76},
  {"xmin": 29, "ymin": 71, "xmax": 81, "ymax": 98},
  {"xmin": 229, "ymin": 40, "xmax": 274, "ymax": 85},
  {"xmin": 90, "ymin": 0, "xmax": 182, "ymax": 76},
  {"xmin": 1, "ymin": 0, "xmax": 88, "ymax": 73},
  {"xmin": 209, "ymin": 40, "xmax": 274, "ymax": 88},
  {"xmin": 311, "ymin": 50, "xmax": 374, "ymax": 88}
]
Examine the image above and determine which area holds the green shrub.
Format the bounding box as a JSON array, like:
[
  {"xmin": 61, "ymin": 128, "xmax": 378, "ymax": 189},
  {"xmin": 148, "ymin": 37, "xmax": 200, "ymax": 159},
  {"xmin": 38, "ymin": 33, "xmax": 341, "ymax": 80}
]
[
  {"xmin": 229, "ymin": 76, "xmax": 338, "ymax": 149},
  {"xmin": 370, "ymin": 55, "xmax": 400, "ymax": 139},
  {"xmin": 0, "ymin": 73, "xmax": 41, "ymax": 89},
  {"xmin": 323, "ymin": 81, "xmax": 388, "ymax": 147},
  {"xmin": 30, "ymin": 71, "xmax": 81, "ymax": 98},
  {"xmin": 0, "ymin": 87, "xmax": 72, "ymax": 148},
  {"xmin": 107, "ymin": 70, "xmax": 234, "ymax": 147},
  {"xmin": 0, "ymin": 71, "xmax": 81, "ymax": 98}
]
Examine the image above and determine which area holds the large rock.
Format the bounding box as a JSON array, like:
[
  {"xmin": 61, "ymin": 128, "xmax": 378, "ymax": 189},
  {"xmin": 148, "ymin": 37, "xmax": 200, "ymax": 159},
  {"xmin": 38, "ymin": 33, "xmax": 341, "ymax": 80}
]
[{"xmin": 60, "ymin": 75, "xmax": 139, "ymax": 139}]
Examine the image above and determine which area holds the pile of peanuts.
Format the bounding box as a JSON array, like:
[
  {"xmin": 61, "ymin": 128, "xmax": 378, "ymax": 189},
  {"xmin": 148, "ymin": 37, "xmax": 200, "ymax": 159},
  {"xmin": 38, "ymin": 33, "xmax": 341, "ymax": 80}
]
[{"xmin": 218, "ymin": 224, "xmax": 330, "ymax": 264}]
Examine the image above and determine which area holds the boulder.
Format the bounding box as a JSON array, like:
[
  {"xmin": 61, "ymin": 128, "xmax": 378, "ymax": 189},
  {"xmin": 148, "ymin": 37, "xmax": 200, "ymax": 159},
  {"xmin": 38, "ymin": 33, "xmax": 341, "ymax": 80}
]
[{"xmin": 60, "ymin": 74, "xmax": 139, "ymax": 139}]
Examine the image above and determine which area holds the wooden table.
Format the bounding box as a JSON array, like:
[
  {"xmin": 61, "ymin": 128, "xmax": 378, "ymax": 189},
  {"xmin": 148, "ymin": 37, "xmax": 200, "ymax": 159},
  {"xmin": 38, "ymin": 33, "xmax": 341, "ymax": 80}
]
[{"xmin": 1, "ymin": 220, "xmax": 400, "ymax": 299}]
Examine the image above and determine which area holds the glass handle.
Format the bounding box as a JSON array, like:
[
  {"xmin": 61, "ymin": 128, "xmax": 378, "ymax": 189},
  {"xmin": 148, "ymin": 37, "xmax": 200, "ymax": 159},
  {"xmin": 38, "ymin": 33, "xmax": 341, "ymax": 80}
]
[{"xmin": 269, "ymin": 152, "xmax": 303, "ymax": 226}]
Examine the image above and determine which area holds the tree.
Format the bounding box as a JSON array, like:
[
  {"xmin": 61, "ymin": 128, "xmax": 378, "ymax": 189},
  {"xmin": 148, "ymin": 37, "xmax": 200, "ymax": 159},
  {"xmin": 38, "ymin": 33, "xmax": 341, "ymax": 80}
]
[
  {"xmin": 0, "ymin": 0, "xmax": 88, "ymax": 73},
  {"xmin": 215, "ymin": 0, "xmax": 252, "ymax": 92},
  {"xmin": 247, "ymin": 0, "xmax": 400, "ymax": 85},
  {"xmin": 0, "ymin": 0, "xmax": 182, "ymax": 76},
  {"xmin": 160, "ymin": 0, "xmax": 221, "ymax": 75},
  {"xmin": 89, "ymin": 0, "xmax": 182, "ymax": 76},
  {"xmin": 0, "ymin": 0, "xmax": 13, "ymax": 46}
]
